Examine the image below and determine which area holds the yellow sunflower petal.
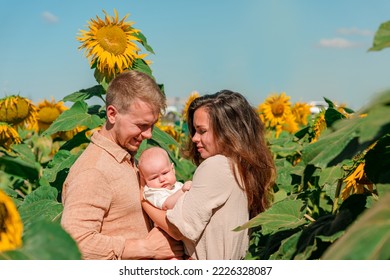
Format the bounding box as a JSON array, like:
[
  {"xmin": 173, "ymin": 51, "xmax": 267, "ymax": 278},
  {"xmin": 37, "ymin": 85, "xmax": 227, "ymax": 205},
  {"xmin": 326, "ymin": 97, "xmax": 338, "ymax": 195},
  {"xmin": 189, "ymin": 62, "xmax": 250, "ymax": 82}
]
[
  {"xmin": 0, "ymin": 190, "xmax": 23, "ymax": 251},
  {"xmin": 77, "ymin": 9, "xmax": 142, "ymax": 81},
  {"xmin": 258, "ymin": 92, "xmax": 292, "ymax": 128},
  {"xmin": 182, "ymin": 91, "xmax": 200, "ymax": 120}
]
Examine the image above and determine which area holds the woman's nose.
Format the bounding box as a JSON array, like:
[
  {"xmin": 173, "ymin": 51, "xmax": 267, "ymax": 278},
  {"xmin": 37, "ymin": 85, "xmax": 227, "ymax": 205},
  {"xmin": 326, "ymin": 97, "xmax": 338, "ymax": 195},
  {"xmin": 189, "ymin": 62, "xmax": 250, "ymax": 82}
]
[{"xmin": 192, "ymin": 133, "xmax": 199, "ymax": 142}]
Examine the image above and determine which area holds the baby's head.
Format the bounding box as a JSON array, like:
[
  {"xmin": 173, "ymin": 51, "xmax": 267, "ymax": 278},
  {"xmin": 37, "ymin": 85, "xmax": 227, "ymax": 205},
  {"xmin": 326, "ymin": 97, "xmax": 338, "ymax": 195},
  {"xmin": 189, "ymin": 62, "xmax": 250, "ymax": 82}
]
[{"xmin": 138, "ymin": 147, "xmax": 176, "ymax": 189}]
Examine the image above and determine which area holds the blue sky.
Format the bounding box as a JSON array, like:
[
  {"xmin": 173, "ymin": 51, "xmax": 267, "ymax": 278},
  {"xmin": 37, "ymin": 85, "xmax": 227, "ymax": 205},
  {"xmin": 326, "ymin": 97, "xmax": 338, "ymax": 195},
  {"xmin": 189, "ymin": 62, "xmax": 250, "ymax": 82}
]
[{"xmin": 1, "ymin": 0, "xmax": 390, "ymax": 110}]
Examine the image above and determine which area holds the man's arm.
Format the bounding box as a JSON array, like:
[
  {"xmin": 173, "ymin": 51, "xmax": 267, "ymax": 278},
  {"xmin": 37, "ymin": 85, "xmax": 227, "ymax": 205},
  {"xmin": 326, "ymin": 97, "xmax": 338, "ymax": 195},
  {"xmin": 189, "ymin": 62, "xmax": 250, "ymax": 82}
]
[{"xmin": 122, "ymin": 227, "xmax": 183, "ymax": 259}]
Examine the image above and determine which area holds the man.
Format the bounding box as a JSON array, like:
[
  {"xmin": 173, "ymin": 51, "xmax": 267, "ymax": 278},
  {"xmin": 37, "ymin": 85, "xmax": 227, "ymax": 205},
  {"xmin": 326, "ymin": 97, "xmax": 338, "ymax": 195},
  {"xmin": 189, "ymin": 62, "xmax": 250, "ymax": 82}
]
[{"xmin": 61, "ymin": 70, "xmax": 183, "ymax": 259}]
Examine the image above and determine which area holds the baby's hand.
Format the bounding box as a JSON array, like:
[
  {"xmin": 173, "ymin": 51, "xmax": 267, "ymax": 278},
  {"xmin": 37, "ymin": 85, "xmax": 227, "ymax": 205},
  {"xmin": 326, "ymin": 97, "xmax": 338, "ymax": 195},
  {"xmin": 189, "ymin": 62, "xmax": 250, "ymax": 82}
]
[{"xmin": 182, "ymin": 181, "xmax": 192, "ymax": 192}]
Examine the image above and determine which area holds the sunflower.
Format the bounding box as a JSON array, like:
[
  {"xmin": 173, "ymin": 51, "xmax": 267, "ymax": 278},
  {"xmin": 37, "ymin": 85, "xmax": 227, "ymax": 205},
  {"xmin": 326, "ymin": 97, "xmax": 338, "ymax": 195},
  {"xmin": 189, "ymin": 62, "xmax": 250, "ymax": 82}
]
[
  {"xmin": 85, "ymin": 126, "xmax": 102, "ymax": 140},
  {"xmin": 57, "ymin": 125, "xmax": 88, "ymax": 141},
  {"xmin": 273, "ymin": 114, "xmax": 299, "ymax": 139},
  {"xmin": 258, "ymin": 92, "xmax": 292, "ymax": 128},
  {"xmin": 156, "ymin": 121, "xmax": 181, "ymax": 142},
  {"xmin": 77, "ymin": 9, "xmax": 144, "ymax": 81},
  {"xmin": 0, "ymin": 122, "xmax": 22, "ymax": 149},
  {"xmin": 182, "ymin": 91, "xmax": 200, "ymax": 120},
  {"xmin": 0, "ymin": 189, "xmax": 23, "ymax": 251},
  {"xmin": 336, "ymin": 103, "xmax": 349, "ymax": 117},
  {"xmin": 0, "ymin": 95, "xmax": 38, "ymax": 131},
  {"xmin": 292, "ymin": 102, "xmax": 311, "ymax": 126},
  {"xmin": 282, "ymin": 114, "xmax": 299, "ymax": 134},
  {"xmin": 37, "ymin": 98, "xmax": 68, "ymax": 131},
  {"xmin": 274, "ymin": 124, "xmax": 283, "ymax": 139},
  {"xmin": 341, "ymin": 162, "xmax": 374, "ymax": 200},
  {"xmin": 310, "ymin": 110, "xmax": 327, "ymax": 143}
]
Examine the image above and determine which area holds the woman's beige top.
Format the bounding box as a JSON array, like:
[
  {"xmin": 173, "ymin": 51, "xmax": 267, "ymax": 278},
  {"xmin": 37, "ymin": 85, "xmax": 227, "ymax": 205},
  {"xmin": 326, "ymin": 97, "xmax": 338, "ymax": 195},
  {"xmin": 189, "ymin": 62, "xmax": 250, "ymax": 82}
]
[
  {"xmin": 61, "ymin": 131, "xmax": 151, "ymax": 259},
  {"xmin": 167, "ymin": 155, "xmax": 249, "ymax": 260}
]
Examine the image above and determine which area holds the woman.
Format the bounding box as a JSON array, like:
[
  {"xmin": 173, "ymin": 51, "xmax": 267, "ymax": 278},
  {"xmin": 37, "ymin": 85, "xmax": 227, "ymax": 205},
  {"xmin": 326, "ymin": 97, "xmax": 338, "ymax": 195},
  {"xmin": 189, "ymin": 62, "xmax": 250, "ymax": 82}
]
[{"xmin": 141, "ymin": 90, "xmax": 275, "ymax": 260}]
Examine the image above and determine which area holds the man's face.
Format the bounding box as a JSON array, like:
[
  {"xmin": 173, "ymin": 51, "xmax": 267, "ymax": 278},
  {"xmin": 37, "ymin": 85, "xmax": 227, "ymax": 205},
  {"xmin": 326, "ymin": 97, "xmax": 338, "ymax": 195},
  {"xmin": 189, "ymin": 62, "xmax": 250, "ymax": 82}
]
[{"xmin": 111, "ymin": 99, "xmax": 159, "ymax": 153}]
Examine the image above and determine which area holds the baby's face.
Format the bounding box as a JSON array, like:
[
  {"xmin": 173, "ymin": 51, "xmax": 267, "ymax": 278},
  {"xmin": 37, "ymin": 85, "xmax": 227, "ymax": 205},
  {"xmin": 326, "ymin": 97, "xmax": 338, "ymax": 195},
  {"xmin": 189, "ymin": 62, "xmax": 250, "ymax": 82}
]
[{"xmin": 142, "ymin": 160, "xmax": 176, "ymax": 190}]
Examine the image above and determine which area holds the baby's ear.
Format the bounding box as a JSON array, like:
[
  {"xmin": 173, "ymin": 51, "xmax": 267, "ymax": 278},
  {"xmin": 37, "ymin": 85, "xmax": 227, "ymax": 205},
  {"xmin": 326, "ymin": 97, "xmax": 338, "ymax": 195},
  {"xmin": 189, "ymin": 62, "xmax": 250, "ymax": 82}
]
[{"xmin": 171, "ymin": 162, "xmax": 175, "ymax": 173}]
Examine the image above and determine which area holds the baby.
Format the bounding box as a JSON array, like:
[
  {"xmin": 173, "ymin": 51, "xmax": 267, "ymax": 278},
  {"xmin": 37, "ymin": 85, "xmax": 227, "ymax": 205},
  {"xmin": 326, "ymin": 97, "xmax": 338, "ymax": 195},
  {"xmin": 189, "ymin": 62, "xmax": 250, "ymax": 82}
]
[{"xmin": 138, "ymin": 146, "xmax": 191, "ymax": 211}]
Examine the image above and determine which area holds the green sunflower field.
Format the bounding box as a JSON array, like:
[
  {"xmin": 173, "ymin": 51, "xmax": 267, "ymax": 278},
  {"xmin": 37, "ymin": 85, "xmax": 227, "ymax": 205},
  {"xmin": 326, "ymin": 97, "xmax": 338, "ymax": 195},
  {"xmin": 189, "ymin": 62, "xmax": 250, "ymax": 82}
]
[{"xmin": 0, "ymin": 11, "xmax": 389, "ymax": 260}]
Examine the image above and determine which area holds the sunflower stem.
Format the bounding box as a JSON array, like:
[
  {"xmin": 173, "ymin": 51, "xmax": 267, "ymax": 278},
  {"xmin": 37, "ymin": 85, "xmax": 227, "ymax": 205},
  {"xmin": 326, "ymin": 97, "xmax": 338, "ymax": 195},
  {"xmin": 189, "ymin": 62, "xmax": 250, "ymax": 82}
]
[{"xmin": 304, "ymin": 213, "xmax": 315, "ymax": 222}]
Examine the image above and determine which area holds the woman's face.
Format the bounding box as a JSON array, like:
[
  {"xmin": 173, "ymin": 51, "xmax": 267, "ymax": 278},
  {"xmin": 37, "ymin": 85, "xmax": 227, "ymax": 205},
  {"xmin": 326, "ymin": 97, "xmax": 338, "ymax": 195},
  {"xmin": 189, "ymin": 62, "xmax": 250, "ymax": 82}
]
[{"xmin": 192, "ymin": 107, "xmax": 219, "ymax": 159}]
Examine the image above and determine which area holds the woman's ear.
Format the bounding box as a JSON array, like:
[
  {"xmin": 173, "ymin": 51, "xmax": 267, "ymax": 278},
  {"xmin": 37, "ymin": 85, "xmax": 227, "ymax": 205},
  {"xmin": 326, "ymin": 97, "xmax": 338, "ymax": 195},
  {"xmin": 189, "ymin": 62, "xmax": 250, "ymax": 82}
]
[{"xmin": 106, "ymin": 105, "xmax": 118, "ymax": 124}]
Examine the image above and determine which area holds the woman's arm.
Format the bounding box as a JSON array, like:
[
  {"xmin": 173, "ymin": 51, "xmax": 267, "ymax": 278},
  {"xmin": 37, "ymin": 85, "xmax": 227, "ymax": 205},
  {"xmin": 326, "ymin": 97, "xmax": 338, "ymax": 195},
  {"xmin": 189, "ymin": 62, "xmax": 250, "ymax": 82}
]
[
  {"xmin": 141, "ymin": 198, "xmax": 183, "ymax": 240},
  {"xmin": 162, "ymin": 181, "xmax": 191, "ymax": 210}
]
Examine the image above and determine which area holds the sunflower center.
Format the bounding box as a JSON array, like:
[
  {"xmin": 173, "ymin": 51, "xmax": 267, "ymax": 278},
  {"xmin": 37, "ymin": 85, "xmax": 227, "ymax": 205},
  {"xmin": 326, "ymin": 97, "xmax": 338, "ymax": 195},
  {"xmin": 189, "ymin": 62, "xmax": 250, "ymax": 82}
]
[
  {"xmin": 0, "ymin": 202, "xmax": 8, "ymax": 233},
  {"xmin": 96, "ymin": 26, "xmax": 128, "ymax": 55},
  {"xmin": 38, "ymin": 107, "xmax": 61, "ymax": 124},
  {"xmin": 271, "ymin": 102, "xmax": 285, "ymax": 117},
  {"xmin": 0, "ymin": 98, "xmax": 30, "ymax": 124}
]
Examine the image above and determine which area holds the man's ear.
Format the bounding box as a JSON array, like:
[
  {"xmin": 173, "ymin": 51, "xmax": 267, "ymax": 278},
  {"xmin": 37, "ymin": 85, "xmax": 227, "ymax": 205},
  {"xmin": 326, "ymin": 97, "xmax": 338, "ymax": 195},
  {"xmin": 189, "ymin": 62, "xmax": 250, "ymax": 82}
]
[{"xmin": 106, "ymin": 105, "xmax": 118, "ymax": 124}]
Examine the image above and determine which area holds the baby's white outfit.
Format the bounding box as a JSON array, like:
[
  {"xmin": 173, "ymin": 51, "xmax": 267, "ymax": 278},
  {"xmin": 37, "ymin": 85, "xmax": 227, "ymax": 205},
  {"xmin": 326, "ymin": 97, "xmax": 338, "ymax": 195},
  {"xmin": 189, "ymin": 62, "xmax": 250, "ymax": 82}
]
[{"xmin": 143, "ymin": 182, "xmax": 184, "ymax": 209}]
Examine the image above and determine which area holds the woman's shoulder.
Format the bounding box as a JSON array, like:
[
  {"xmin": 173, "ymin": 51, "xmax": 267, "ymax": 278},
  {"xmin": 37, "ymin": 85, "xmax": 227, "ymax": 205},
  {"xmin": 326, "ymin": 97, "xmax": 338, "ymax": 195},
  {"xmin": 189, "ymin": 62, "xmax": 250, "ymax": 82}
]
[
  {"xmin": 196, "ymin": 155, "xmax": 231, "ymax": 173},
  {"xmin": 200, "ymin": 154, "xmax": 229, "ymax": 166},
  {"xmin": 194, "ymin": 155, "xmax": 238, "ymax": 188}
]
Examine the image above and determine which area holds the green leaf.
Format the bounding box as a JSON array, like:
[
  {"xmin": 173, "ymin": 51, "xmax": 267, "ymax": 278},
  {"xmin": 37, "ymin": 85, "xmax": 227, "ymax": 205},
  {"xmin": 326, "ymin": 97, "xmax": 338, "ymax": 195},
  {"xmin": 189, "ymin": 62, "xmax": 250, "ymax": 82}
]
[
  {"xmin": 274, "ymin": 159, "xmax": 295, "ymax": 193},
  {"xmin": 369, "ymin": 20, "xmax": 390, "ymax": 51},
  {"xmin": 12, "ymin": 143, "xmax": 36, "ymax": 164},
  {"xmin": 358, "ymin": 105, "xmax": 390, "ymax": 143},
  {"xmin": 42, "ymin": 150, "xmax": 81, "ymax": 183},
  {"xmin": 133, "ymin": 31, "xmax": 155, "ymax": 54},
  {"xmin": 376, "ymin": 183, "xmax": 390, "ymax": 197},
  {"xmin": 317, "ymin": 231, "xmax": 344, "ymax": 242},
  {"xmin": 235, "ymin": 199, "xmax": 308, "ymax": 235},
  {"xmin": 318, "ymin": 165, "xmax": 344, "ymax": 187},
  {"xmin": 0, "ymin": 220, "xmax": 81, "ymax": 260},
  {"xmin": 269, "ymin": 231, "xmax": 302, "ymax": 260},
  {"xmin": 18, "ymin": 186, "xmax": 63, "ymax": 232},
  {"xmin": 0, "ymin": 151, "xmax": 40, "ymax": 181},
  {"xmin": 59, "ymin": 129, "xmax": 90, "ymax": 152},
  {"xmin": 270, "ymin": 141, "xmax": 301, "ymax": 157},
  {"xmin": 19, "ymin": 198, "xmax": 63, "ymax": 231},
  {"xmin": 273, "ymin": 189, "xmax": 288, "ymax": 203},
  {"xmin": 42, "ymin": 101, "xmax": 104, "ymax": 136},
  {"xmin": 324, "ymin": 108, "xmax": 346, "ymax": 127},
  {"xmin": 293, "ymin": 242, "xmax": 317, "ymax": 260},
  {"xmin": 323, "ymin": 97, "xmax": 336, "ymax": 108},
  {"xmin": 322, "ymin": 192, "xmax": 390, "ymax": 259},
  {"xmin": 132, "ymin": 58, "xmax": 153, "ymax": 77},
  {"xmin": 23, "ymin": 185, "xmax": 58, "ymax": 204},
  {"xmin": 63, "ymin": 85, "xmax": 106, "ymax": 102},
  {"xmin": 302, "ymin": 121, "xmax": 360, "ymax": 168},
  {"xmin": 302, "ymin": 92, "xmax": 390, "ymax": 168}
]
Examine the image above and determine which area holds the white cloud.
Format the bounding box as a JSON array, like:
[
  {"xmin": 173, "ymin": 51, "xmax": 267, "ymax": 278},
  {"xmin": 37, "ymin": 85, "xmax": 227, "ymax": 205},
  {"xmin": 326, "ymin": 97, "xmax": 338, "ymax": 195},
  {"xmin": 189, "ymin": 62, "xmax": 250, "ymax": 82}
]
[
  {"xmin": 336, "ymin": 27, "xmax": 373, "ymax": 36},
  {"xmin": 317, "ymin": 37, "xmax": 361, "ymax": 49},
  {"xmin": 42, "ymin": 11, "xmax": 59, "ymax": 24}
]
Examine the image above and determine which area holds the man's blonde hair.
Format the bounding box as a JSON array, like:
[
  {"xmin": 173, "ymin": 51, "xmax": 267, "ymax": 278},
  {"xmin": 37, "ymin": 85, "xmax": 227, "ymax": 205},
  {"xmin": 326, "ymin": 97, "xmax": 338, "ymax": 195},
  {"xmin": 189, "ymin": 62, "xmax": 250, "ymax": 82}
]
[{"xmin": 106, "ymin": 70, "xmax": 166, "ymax": 114}]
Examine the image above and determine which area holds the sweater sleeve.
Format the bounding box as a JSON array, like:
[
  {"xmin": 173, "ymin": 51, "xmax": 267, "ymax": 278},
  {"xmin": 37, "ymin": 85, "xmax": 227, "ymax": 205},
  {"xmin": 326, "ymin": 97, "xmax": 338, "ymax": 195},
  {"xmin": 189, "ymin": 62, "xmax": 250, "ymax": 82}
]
[{"xmin": 166, "ymin": 155, "xmax": 235, "ymax": 242}]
